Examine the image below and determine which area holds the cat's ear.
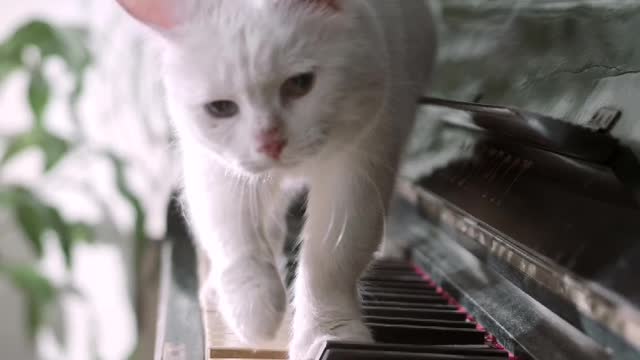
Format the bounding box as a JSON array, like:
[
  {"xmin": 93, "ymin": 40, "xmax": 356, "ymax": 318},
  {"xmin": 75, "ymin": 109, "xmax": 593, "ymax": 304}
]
[{"xmin": 115, "ymin": 0, "xmax": 192, "ymax": 30}]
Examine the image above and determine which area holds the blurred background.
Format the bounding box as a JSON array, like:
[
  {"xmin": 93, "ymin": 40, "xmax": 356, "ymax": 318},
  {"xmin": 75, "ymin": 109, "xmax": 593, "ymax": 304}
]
[{"xmin": 0, "ymin": 1, "xmax": 177, "ymax": 359}]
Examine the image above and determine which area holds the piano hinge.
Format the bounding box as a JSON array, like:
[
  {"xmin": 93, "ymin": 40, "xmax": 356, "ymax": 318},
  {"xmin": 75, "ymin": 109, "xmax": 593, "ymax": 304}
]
[{"xmin": 585, "ymin": 106, "xmax": 621, "ymax": 132}]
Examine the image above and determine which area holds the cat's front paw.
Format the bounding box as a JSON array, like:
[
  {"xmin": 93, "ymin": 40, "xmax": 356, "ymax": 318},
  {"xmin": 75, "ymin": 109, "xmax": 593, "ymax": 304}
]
[
  {"xmin": 217, "ymin": 257, "xmax": 287, "ymax": 344},
  {"xmin": 289, "ymin": 319, "xmax": 372, "ymax": 360}
]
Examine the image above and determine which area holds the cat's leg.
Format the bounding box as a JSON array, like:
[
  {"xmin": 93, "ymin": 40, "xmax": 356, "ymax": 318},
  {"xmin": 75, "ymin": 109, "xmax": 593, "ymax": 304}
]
[
  {"xmin": 196, "ymin": 243, "xmax": 218, "ymax": 310},
  {"xmin": 183, "ymin": 161, "xmax": 287, "ymax": 344},
  {"xmin": 261, "ymin": 183, "xmax": 296, "ymax": 282},
  {"xmin": 289, "ymin": 150, "xmax": 399, "ymax": 359}
]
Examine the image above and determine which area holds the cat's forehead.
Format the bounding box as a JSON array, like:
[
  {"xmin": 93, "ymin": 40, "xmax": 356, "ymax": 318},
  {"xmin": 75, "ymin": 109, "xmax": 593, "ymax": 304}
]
[
  {"xmin": 164, "ymin": 26, "xmax": 305, "ymax": 99},
  {"xmin": 163, "ymin": 5, "xmax": 346, "ymax": 101}
]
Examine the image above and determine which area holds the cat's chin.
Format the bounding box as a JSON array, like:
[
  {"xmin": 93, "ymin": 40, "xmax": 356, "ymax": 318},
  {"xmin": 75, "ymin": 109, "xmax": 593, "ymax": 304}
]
[{"xmin": 237, "ymin": 159, "xmax": 304, "ymax": 177}]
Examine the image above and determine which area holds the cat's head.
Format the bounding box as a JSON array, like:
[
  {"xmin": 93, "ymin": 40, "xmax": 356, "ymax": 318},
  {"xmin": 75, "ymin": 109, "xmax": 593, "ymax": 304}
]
[{"xmin": 117, "ymin": 0, "xmax": 387, "ymax": 175}]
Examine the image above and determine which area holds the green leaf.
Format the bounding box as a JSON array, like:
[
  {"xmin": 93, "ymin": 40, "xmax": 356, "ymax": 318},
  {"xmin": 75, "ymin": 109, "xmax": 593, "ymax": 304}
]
[
  {"xmin": 0, "ymin": 131, "xmax": 70, "ymax": 171},
  {"xmin": 46, "ymin": 207, "xmax": 73, "ymax": 267},
  {"xmin": 28, "ymin": 67, "xmax": 49, "ymax": 125},
  {"xmin": 0, "ymin": 21, "xmax": 92, "ymax": 129},
  {"xmin": 14, "ymin": 202, "xmax": 47, "ymax": 257},
  {"xmin": 106, "ymin": 153, "xmax": 147, "ymax": 269},
  {"xmin": 5, "ymin": 187, "xmax": 52, "ymax": 258},
  {"xmin": 0, "ymin": 29, "xmax": 24, "ymax": 84},
  {"xmin": 0, "ymin": 20, "xmax": 91, "ymax": 74},
  {"xmin": 0, "ymin": 57, "xmax": 21, "ymax": 83},
  {"xmin": 1, "ymin": 21, "xmax": 57, "ymax": 60},
  {"xmin": 40, "ymin": 132, "xmax": 70, "ymax": 171},
  {"xmin": 0, "ymin": 264, "xmax": 57, "ymax": 338},
  {"xmin": 0, "ymin": 132, "xmax": 38, "ymax": 166},
  {"xmin": 70, "ymin": 223, "xmax": 93, "ymax": 244},
  {"xmin": 0, "ymin": 187, "xmax": 91, "ymax": 265}
]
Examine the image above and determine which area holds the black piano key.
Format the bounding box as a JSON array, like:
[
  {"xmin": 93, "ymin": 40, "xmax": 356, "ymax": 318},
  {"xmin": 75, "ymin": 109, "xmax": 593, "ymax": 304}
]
[
  {"xmin": 368, "ymin": 266, "xmax": 416, "ymax": 273},
  {"xmin": 362, "ymin": 273, "xmax": 425, "ymax": 282},
  {"xmin": 363, "ymin": 306, "xmax": 468, "ymax": 321},
  {"xmin": 321, "ymin": 348, "xmax": 503, "ymax": 360},
  {"xmin": 368, "ymin": 262, "xmax": 416, "ymax": 269},
  {"xmin": 362, "ymin": 300, "xmax": 458, "ymax": 311},
  {"xmin": 361, "ymin": 287, "xmax": 440, "ymax": 296},
  {"xmin": 364, "ymin": 316, "xmax": 477, "ymax": 329},
  {"xmin": 361, "ymin": 292, "xmax": 449, "ymax": 304},
  {"xmin": 364, "ymin": 272, "xmax": 423, "ymax": 280},
  {"xmin": 319, "ymin": 342, "xmax": 509, "ymax": 358},
  {"xmin": 366, "ymin": 267, "xmax": 421, "ymax": 274},
  {"xmin": 369, "ymin": 323, "xmax": 486, "ymax": 345},
  {"xmin": 371, "ymin": 259, "xmax": 409, "ymax": 266},
  {"xmin": 362, "ymin": 278, "xmax": 435, "ymax": 286}
]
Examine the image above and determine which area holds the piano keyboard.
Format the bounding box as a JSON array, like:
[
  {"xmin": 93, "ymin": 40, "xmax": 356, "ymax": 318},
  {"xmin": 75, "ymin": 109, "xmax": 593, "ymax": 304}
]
[{"xmin": 205, "ymin": 259, "xmax": 512, "ymax": 360}]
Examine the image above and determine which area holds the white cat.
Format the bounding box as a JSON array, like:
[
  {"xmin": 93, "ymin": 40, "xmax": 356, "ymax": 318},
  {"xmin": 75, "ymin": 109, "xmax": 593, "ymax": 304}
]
[{"xmin": 115, "ymin": 0, "xmax": 436, "ymax": 358}]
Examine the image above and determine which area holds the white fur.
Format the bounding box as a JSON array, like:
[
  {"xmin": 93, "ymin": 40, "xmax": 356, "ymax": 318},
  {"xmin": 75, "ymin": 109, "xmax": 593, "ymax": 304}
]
[{"xmin": 116, "ymin": 0, "xmax": 436, "ymax": 358}]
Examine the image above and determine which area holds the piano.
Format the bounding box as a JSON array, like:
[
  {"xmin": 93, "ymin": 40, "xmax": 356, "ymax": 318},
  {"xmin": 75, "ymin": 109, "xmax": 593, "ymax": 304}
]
[{"xmin": 153, "ymin": 2, "xmax": 640, "ymax": 360}]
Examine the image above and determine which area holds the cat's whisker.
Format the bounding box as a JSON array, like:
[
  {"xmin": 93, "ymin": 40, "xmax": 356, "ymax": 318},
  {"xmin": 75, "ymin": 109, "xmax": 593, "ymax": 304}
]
[
  {"xmin": 351, "ymin": 165, "xmax": 389, "ymax": 245},
  {"xmin": 321, "ymin": 199, "xmax": 338, "ymax": 247},
  {"xmin": 249, "ymin": 179, "xmax": 263, "ymax": 249},
  {"xmin": 332, "ymin": 209, "xmax": 349, "ymax": 252}
]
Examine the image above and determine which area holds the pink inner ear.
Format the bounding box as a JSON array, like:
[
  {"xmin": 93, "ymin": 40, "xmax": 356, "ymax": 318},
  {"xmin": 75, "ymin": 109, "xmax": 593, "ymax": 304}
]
[{"xmin": 117, "ymin": 0, "xmax": 178, "ymax": 29}]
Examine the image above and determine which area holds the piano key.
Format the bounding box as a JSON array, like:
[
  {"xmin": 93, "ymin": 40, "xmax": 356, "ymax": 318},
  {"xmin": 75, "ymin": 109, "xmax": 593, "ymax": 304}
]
[
  {"xmin": 320, "ymin": 348, "xmax": 504, "ymax": 360},
  {"xmin": 361, "ymin": 292, "xmax": 449, "ymax": 304},
  {"xmin": 361, "ymin": 287, "xmax": 440, "ymax": 296},
  {"xmin": 362, "ymin": 300, "xmax": 458, "ymax": 311},
  {"xmin": 205, "ymin": 256, "xmax": 513, "ymax": 359},
  {"xmin": 370, "ymin": 259, "xmax": 412, "ymax": 266},
  {"xmin": 363, "ymin": 316, "xmax": 477, "ymax": 329},
  {"xmin": 319, "ymin": 342, "xmax": 508, "ymax": 358},
  {"xmin": 362, "ymin": 278, "xmax": 436, "ymax": 286},
  {"xmin": 362, "ymin": 273, "xmax": 425, "ymax": 282},
  {"xmin": 368, "ymin": 323, "xmax": 486, "ymax": 345},
  {"xmin": 368, "ymin": 265, "xmax": 417, "ymax": 273},
  {"xmin": 362, "ymin": 285, "xmax": 438, "ymax": 296},
  {"xmin": 364, "ymin": 272, "xmax": 424, "ymax": 280},
  {"xmin": 363, "ymin": 306, "xmax": 468, "ymax": 321},
  {"xmin": 368, "ymin": 260, "xmax": 417, "ymax": 269},
  {"xmin": 366, "ymin": 267, "xmax": 420, "ymax": 274}
]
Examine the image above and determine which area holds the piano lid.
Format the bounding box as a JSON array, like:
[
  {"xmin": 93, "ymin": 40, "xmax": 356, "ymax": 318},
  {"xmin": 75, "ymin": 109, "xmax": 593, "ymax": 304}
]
[
  {"xmin": 401, "ymin": 96, "xmax": 640, "ymax": 359},
  {"xmin": 401, "ymin": 1, "xmax": 640, "ymax": 357}
]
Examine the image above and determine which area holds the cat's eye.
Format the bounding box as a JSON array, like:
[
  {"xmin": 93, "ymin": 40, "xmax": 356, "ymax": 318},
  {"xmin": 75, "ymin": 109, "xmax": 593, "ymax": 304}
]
[
  {"xmin": 281, "ymin": 72, "xmax": 315, "ymax": 100},
  {"xmin": 205, "ymin": 100, "xmax": 239, "ymax": 118}
]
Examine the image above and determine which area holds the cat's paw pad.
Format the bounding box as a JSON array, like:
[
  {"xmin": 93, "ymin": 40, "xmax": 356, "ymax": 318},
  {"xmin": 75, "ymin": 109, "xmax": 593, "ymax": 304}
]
[
  {"xmin": 217, "ymin": 258, "xmax": 287, "ymax": 344},
  {"xmin": 289, "ymin": 319, "xmax": 372, "ymax": 360}
]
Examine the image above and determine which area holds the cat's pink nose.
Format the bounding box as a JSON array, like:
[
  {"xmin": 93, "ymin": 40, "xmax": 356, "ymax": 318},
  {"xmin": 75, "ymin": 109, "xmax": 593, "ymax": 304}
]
[{"xmin": 256, "ymin": 127, "xmax": 287, "ymax": 160}]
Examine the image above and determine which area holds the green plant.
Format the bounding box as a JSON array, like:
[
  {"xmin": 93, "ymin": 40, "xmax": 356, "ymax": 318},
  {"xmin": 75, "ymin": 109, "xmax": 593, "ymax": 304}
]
[{"xmin": 0, "ymin": 19, "xmax": 149, "ymax": 347}]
